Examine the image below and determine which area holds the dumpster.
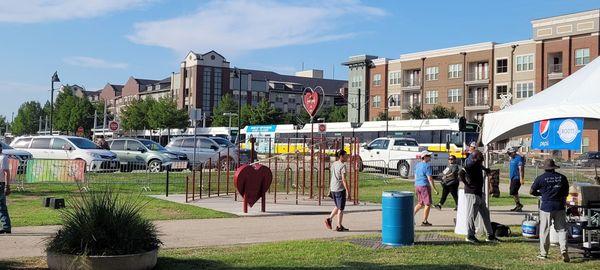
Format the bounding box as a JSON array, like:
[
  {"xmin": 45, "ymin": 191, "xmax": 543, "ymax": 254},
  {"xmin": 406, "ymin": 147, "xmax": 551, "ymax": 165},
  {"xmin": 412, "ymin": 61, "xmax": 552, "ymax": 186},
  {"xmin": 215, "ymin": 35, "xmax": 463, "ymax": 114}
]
[{"xmin": 382, "ymin": 191, "xmax": 414, "ymax": 246}]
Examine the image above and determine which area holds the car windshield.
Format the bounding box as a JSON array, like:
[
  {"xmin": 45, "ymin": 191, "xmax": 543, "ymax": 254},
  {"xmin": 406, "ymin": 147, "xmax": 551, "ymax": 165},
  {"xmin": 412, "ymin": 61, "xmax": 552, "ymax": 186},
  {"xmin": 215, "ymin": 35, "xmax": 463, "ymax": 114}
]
[
  {"xmin": 68, "ymin": 138, "xmax": 99, "ymax": 149},
  {"xmin": 211, "ymin": 137, "xmax": 235, "ymax": 147},
  {"xmin": 140, "ymin": 139, "xmax": 165, "ymax": 151},
  {"xmin": 0, "ymin": 141, "xmax": 12, "ymax": 149}
]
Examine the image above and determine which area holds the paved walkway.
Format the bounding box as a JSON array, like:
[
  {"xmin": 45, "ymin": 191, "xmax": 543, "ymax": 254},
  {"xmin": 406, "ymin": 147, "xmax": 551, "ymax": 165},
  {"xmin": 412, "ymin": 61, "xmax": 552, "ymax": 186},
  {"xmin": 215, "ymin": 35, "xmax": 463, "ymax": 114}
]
[{"xmin": 0, "ymin": 204, "xmax": 538, "ymax": 260}]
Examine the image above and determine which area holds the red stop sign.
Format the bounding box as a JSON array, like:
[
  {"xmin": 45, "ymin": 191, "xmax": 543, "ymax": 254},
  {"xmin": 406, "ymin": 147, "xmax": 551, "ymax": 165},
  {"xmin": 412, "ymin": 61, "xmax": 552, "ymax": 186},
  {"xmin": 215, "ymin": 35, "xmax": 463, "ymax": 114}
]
[
  {"xmin": 77, "ymin": 126, "xmax": 84, "ymax": 133},
  {"xmin": 318, "ymin": 123, "xmax": 326, "ymax": 133},
  {"xmin": 109, "ymin": 121, "xmax": 119, "ymax": 131}
]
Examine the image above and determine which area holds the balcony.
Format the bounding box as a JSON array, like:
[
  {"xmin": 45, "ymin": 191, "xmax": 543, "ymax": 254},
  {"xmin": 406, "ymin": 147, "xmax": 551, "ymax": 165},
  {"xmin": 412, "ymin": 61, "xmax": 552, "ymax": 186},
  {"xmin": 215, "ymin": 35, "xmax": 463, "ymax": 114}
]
[
  {"xmin": 401, "ymin": 101, "xmax": 421, "ymax": 113},
  {"xmin": 465, "ymin": 72, "xmax": 489, "ymax": 85},
  {"xmin": 400, "ymin": 78, "xmax": 421, "ymax": 92},
  {"xmin": 465, "ymin": 97, "xmax": 490, "ymax": 110},
  {"xmin": 547, "ymin": 63, "xmax": 564, "ymax": 80}
]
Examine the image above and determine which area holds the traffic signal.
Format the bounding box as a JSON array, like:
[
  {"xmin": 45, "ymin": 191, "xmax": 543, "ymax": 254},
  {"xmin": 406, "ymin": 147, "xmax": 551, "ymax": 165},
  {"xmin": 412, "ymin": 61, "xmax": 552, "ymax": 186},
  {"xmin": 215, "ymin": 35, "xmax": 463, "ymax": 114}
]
[{"xmin": 458, "ymin": 117, "xmax": 467, "ymax": 131}]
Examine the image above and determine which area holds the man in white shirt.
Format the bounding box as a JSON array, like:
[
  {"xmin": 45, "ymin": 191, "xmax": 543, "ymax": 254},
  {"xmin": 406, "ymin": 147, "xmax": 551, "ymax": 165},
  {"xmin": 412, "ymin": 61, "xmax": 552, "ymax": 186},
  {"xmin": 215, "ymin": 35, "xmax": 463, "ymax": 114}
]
[{"xmin": 0, "ymin": 147, "xmax": 11, "ymax": 234}]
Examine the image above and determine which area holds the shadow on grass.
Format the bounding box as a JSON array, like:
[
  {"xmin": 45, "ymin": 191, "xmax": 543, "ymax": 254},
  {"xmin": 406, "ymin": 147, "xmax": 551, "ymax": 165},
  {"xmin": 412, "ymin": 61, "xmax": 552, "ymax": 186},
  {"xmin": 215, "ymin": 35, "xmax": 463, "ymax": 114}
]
[{"xmin": 156, "ymin": 258, "xmax": 493, "ymax": 270}]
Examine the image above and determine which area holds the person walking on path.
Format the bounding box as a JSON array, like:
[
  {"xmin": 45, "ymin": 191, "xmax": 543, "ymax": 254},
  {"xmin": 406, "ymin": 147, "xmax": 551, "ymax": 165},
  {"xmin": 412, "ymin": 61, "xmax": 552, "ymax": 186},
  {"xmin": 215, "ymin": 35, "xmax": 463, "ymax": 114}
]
[
  {"xmin": 459, "ymin": 150, "xmax": 499, "ymax": 243},
  {"xmin": 530, "ymin": 159, "xmax": 570, "ymax": 262},
  {"xmin": 413, "ymin": 151, "xmax": 439, "ymax": 226},
  {"xmin": 435, "ymin": 155, "xmax": 460, "ymax": 211},
  {"xmin": 0, "ymin": 147, "xmax": 12, "ymax": 234},
  {"xmin": 325, "ymin": 150, "xmax": 349, "ymax": 232},
  {"xmin": 507, "ymin": 148, "xmax": 525, "ymax": 212}
]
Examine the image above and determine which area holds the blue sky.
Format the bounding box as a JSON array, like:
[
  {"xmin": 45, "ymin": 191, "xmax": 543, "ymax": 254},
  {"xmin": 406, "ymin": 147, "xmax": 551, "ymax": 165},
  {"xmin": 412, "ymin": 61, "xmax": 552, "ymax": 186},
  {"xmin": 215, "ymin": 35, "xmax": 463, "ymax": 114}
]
[{"xmin": 1, "ymin": 0, "xmax": 598, "ymax": 119}]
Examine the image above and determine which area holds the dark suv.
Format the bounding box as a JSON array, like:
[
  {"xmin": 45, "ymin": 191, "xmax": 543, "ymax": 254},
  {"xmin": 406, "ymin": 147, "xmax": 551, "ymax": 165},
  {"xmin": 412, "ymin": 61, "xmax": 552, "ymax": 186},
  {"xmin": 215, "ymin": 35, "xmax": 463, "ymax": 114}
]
[{"xmin": 575, "ymin": 151, "xmax": 600, "ymax": 167}]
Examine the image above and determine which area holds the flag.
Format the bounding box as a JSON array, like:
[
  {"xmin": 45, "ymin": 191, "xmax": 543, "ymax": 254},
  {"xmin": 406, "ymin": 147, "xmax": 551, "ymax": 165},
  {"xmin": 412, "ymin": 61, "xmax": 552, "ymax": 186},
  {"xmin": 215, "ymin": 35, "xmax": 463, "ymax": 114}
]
[{"xmin": 51, "ymin": 71, "xmax": 60, "ymax": 82}]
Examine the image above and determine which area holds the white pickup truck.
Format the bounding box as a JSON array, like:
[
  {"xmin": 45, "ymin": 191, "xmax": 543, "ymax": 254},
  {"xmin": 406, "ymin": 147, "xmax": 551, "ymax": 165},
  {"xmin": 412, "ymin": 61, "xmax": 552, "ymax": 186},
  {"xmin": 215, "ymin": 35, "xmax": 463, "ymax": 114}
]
[{"xmin": 358, "ymin": 137, "xmax": 449, "ymax": 179}]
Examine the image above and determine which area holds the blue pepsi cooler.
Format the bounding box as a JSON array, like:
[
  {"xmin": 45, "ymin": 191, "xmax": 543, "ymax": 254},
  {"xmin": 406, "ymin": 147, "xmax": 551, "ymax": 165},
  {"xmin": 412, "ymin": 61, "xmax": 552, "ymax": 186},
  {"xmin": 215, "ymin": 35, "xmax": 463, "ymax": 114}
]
[{"xmin": 382, "ymin": 191, "xmax": 414, "ymax": 246}]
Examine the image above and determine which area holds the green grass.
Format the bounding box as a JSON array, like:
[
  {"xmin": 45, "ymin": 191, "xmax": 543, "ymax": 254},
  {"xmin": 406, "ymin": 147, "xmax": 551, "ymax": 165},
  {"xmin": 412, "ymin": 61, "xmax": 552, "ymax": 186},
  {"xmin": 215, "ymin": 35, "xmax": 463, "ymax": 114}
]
[
  {"xmin": 357, "ymin": 174, "xmax": 538, "ymax": 208},
  {"xmin": 2, "ymin": 234, "xmax": 595, "ymax": 269},
  {"xmin": 7, "ymin": 179, "xmax": 234, "ymax": 227}
]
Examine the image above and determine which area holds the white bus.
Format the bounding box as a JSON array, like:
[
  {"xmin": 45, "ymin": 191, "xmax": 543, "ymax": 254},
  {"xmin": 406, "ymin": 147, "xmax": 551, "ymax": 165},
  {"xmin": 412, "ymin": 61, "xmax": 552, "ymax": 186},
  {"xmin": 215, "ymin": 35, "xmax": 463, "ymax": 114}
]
[{"xmin": 241, "ymin": 118, "xmax": 479, "ymax": 159}]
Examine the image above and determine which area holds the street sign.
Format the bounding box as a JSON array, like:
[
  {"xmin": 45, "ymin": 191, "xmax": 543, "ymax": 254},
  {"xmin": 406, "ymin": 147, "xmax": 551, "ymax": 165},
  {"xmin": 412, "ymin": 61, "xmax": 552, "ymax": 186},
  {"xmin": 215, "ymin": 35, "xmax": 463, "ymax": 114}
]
[
  {"xmin": 189, "ymin": 108, "xmax": 202, "ymax": 121},
  {"xmin": 108, "ymin": 121, "xmax": 120, "ymax": 132},
  {"xmin": 318, "ymin": 123, "xmax": 326, "ymax": 134}
]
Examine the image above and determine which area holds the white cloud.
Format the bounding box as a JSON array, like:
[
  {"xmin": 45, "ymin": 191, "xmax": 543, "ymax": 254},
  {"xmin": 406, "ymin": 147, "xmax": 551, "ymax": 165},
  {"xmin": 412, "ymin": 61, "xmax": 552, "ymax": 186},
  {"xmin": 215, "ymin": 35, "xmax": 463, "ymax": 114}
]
[
  {"xmin": 63, "ymin": 56, "xmax": 129, "ymax": 69},
  {"xmin": 127, "ymin": 0, "xmax": 385, "ymax": 55},
  {"xmin": 0, "ymin": 0, "xmax": 152, "ymax": 23}
]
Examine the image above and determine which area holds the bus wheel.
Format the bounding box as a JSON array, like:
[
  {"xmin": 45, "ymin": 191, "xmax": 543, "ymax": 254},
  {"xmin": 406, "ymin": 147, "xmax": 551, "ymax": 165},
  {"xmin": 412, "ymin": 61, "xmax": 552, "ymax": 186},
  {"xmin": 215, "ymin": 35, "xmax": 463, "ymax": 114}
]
[{"xmin": 397, "ymin": 161, "xmax": 409, "ymax": 179}]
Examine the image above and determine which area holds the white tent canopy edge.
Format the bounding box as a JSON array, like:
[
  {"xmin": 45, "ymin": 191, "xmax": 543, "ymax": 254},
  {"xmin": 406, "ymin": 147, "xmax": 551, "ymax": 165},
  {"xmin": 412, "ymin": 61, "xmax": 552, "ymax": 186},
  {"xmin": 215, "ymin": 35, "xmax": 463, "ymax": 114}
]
[{"xmin": 482, "ymin": 56, "xmax": 600, "ymax": 146}]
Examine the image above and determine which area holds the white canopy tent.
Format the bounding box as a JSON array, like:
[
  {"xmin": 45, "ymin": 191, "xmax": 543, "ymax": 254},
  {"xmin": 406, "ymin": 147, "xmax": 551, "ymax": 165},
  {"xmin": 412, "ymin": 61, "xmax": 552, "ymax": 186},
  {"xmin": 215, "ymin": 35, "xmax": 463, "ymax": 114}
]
[{"xmin": 482, "ymin": 57, "xmax": 600, "ymax": 146}]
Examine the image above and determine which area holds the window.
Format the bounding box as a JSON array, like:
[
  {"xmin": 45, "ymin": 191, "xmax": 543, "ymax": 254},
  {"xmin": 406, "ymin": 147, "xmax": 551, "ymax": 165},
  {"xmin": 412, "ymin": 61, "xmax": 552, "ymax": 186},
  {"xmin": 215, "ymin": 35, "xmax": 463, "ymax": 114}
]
[
  {"xmin": 12, "ymin": 138, "xmax": 31, "ymax": 148},
  {"xmin": 425, "ymin": 67, "xmax": 439, "ymax": 81},
  {"xmin": 368, "ymin": 139, "xmax": 389, "ymax": 150},
  {"xmin": 373, "ymin": 74, "xmax": 382, "ymax": 86},
  {"xmin": 351, "ymin": 76, "xmax": 363, "ymax": 87},
  {"xmin": 516, "ymin": 54, "xmax": 534, "ymax": 71},
  {"xmin": 213, "ymin": 68, "xmax": 222, "ymax": 108},
  {"xmin": 182, "ymin": 138, "xmax": 196, "ymax": 148},
  {"xmin": 496, "ymin": 58, "xmax": 508, "ymax": 73},
  {"xmin": 199, "ymin": 138, "xmax": 216, "ymax": 150},
  {"xmin": 372, "ymin": 95, "xmax": 381, "ymax": 108},
  {"xmin": 448, "ymin": 64, "xmax": 462, "ymax": 78},
  {"xmin": 30, "ymin": 138, "xmax": 51, "ymax": 149},
  {"xmin": 388, "ymin": 94, "xmax": 400, "ymax": 107},
  {"xmin": 516, "ymin": 82, "xmax": 534, "ymax": 98},
  {"xmin": 425, "ymin": 90, "xmax": 438, "ymax": 104},
  {"xmin": 51, "ymin": 138, "xmax": 70, "ymax": 150},
  {"xmin": 447, "ymin": 88, "xmax": 462, "ymax": 103},
  {"xmin": 126, "ymin": 140, "xmax": 144, "ymax": 151},
  {"xmin": 575, "ymin": 48, "xmax": 590, "ymax": 66},
  {"xmin": 388, "ymin": 72, "xmax": 401, "ymax": 85},
  {"xmin": 581, "ymin": 137, "xmax": 590, "ymax": 153},
  {"xmin": 202, "ymin": 69, "xmax": 211, "ymax": 113},
  {"xmin": 495, "ymin": 85, "xmax": 508, "ymax": 99},
  {"xmin": 110, "ymin": 140, "xmax": 126, "ymax": 151},
  {"xmin": 394, "ymin": 140, "xmax": 418, "ymax": 146}
]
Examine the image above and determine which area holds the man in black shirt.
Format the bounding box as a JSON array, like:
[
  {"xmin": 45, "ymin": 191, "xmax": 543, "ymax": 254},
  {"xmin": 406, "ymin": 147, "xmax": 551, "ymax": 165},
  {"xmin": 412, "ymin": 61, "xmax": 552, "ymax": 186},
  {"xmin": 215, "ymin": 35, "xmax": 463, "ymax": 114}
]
[
  {"xmin": 530, "ymin": 159, "xmax": 570, "ymax": 262},
  {"xmin": 459, "ymin": 150, "xmax": 498, "ymax": 243}
]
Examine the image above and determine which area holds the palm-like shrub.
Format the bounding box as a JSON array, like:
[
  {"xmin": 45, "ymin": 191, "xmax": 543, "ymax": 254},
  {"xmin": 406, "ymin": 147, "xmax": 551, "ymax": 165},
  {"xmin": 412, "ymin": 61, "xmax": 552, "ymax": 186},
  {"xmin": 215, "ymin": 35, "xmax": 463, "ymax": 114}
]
[{"xmin": 46, "ymin": 190, "xmax": 162, "ymax": 256}]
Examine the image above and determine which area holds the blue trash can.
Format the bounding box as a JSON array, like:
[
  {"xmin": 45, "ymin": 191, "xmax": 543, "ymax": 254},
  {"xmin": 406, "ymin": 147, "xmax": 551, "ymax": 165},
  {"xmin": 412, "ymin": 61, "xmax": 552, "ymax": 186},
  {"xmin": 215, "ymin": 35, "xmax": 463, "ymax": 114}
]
[{"xmin": 382, "ymin": 191, "xmax": 414, "ymax": 246}]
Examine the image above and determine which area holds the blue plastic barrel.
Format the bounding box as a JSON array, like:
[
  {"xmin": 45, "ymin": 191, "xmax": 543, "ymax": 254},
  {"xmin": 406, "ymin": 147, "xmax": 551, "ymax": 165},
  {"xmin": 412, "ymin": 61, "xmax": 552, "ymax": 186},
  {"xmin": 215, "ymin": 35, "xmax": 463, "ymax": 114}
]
[{"xmin": 382, "ymin": 191, "xmax": 414, "ymax": 246}]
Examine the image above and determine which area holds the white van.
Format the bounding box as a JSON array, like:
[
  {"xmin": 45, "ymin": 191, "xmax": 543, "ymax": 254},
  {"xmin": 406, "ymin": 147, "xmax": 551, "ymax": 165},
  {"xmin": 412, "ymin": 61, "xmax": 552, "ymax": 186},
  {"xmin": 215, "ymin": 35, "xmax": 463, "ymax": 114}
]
[{"xmin": 10, "ymin": 135, "xmax": 119, "ymax": 172}]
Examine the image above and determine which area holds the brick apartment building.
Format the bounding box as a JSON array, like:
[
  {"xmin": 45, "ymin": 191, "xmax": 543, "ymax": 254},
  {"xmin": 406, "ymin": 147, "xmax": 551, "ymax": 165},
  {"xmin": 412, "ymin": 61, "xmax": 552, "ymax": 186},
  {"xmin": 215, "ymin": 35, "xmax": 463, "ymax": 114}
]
[
  {"xmin": 82, "ymin": 50, "xmax": 347, "ymax": 125},
  {"xmin": 348, "ymin": 9, "xmax": 599, "ymax": 153}
]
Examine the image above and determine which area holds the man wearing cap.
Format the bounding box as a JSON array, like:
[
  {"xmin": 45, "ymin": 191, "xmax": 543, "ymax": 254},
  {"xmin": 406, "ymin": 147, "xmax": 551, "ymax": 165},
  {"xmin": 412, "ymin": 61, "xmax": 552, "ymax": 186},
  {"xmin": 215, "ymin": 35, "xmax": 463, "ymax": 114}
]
[
  {"xmin": 507, "ymin": 148, "xmax": 525, "ymax": 212},
  {"xmin": 465, "ymin": 142, "xmax": 478, "ymax": 164},
  {"xmin": 413, "ymin": 151, "xmax": 439, "ymax": 226},
  {"xmin": 530, "ymin": 159, "xmax": 570, "ymax": 262}
]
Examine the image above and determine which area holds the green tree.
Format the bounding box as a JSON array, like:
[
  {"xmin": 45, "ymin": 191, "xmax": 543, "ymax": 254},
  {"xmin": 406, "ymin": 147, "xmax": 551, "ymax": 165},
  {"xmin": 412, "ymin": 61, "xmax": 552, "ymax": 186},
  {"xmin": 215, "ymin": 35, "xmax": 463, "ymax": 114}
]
[
  {"xmin": 211, "ymin": 94, "xmax": 238, "ymax": 127},
  {"xmin": 429, "ymin": 105, "xmax": 457, "ymax": 119},
  {"xmin": 327, "ymin": 106, "xmax": 347, "ymax": 122},
  {"xmin": 11, "ymin": 101, "xmax": 43, "ymax": 135},
  {"xmin": 0, "ymin": 115, "xmax": 7, "ymax": 135},
  {"xmin": 147, "ymin": 97, "xmax": 189, "ymax": 129},
  {"xmin": 121, "ymin": 98, "xmax": 152, "ymax": 130},
  {"xmin": 248, "ymin": 100, "xmax": 281, "ymax": 125},
  {"xmin": 53, "ymin": 86, "xmax": 95, "ymax": 133},
  {"xmin": 240, "ymin": 104, "xmax": 253, "ymax": 127},
  {"xmin": 407, "ymin": 105, "xmax": 426, "ymax": 119},
  {"xmin": 375, "ymin": 111, "xmax": 391, "ymax": 121}
]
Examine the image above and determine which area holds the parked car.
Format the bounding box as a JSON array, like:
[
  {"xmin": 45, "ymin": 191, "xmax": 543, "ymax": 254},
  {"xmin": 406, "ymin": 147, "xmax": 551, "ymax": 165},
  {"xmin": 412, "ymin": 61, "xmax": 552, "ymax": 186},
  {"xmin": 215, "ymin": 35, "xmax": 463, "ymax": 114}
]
[
  {"xmin": 575, "ymin": 151, "xmax": 600, "ymax": 167},
  {"xmin": 358, "ymin": 137, "xmax": 449, "ymax": 179},
  {"xmin": 10, "ymin": 135, "xmax": 119, "ymax": 172},
  {"xmin": 206, "ymin": 136, "xmax": 254, "ymax": 163},
  {"xmin": 0, "ymin": 141, "xmax": 32, "ymax": 173},
  {"xmin": 107, "ymin": 138, "xmax": 188, "ymax": 172},
  {"xmin": 166, "ymin": 137, "xmax": 238, "ymax": 170}
]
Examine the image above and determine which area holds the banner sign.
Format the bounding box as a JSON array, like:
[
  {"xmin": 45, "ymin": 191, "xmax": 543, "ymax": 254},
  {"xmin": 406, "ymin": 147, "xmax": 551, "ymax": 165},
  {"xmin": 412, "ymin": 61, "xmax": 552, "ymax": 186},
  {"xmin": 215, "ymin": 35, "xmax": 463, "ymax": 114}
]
[
  {"xmin": 25, "ymin": 159, "xmax": 86, "ymax": 183},
  {"xmin": 531, "ymin": 118, "xmax": 583, "ymax": 150}
]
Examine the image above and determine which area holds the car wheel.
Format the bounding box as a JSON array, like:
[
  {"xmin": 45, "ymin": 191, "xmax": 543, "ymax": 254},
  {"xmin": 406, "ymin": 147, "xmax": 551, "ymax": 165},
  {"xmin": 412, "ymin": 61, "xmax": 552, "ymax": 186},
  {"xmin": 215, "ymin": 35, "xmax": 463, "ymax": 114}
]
[
  {"xmin": 357, "ymin": 157, "xmax": 364, "ymax": 172},
  {"xmin": 148, "ymin": 160, "xmax": 162, "ymax": 173},
  {"xmin": 397, "ymin": 161, "xmax": 409, "ymax": 179}
]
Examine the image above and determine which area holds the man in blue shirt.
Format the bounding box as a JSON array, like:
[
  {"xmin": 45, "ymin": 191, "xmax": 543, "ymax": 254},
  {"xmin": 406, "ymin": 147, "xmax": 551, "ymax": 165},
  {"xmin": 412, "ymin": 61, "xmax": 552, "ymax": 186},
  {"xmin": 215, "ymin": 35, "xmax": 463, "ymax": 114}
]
[
  {"xmin": 530, "ymin": 159, "xmax": 570, "ymax": 262},
  {"xmin": 507, "ymin": 148, "xmax": 525, "ymax": 212},
  {"xmin": 413, "ymin": 151, "xmax": 439, "ymax": 226}
]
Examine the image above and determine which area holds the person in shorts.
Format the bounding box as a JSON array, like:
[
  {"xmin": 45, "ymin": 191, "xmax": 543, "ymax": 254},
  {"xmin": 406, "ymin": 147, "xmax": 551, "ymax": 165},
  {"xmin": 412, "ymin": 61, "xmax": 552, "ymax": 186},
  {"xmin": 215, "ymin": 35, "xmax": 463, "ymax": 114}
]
[
  {"xmin": 325, "ymin": 150, "xmax": 349, "ymax": 232},
  {"xmin": 507, "ymin": 148, "xmax": 525, "ymax": 212},
  {"xmin": 413, "ymin": 151, "xmax": 439, "ymax": 226},
  {"xmin": 0, "ymin": 147, "xmax": 12, "ymax": 234}
]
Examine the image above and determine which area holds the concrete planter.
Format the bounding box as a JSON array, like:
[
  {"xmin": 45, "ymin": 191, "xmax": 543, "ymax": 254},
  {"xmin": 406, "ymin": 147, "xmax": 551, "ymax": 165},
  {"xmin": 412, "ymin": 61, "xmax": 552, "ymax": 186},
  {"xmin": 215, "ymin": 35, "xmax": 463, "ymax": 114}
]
[{"xmin": 47, "ymin": 249, "xmax": 157, "ymax": 270}]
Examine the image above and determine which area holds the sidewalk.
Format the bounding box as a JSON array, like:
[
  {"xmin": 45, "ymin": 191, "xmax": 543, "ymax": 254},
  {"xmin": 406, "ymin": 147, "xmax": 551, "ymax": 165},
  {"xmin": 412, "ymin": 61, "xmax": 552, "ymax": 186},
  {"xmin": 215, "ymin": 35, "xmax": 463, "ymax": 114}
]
[{"xmin": 0, "ymin": 204, "xmax": 537, "ymax": 260}]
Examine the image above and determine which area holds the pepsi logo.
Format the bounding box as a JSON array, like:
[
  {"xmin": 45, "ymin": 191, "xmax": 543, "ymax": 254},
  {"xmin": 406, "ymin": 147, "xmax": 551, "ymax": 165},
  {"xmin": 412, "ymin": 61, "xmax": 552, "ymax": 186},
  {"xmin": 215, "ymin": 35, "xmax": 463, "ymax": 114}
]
[{"xmin": 539, "ymin": 119, "xmax": 550, "ymax": 139}]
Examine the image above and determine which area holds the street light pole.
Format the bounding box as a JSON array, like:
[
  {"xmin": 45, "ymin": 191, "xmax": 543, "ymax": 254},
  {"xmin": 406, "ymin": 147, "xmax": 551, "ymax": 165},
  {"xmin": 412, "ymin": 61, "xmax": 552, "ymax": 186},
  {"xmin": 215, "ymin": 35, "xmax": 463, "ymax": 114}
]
[
  {"xmin": 49, "ymin": 71, "xmax": 60, "ymax": 134},
  {"xmin": 385, "ymin": 96, "xmax": 395, "ymax": 137}
]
